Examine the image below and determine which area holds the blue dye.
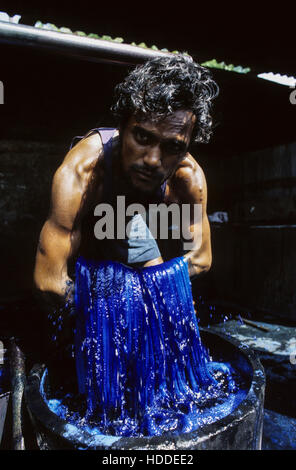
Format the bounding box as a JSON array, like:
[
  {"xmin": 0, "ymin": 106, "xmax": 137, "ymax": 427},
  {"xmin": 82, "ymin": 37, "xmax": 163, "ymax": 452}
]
[{"xmin": 47, "ymin": 256, "xmax": 247, "ymax": 437}]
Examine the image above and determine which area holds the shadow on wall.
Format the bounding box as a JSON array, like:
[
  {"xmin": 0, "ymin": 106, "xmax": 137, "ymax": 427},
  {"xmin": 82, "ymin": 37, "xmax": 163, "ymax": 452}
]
[{"xmin": 0, "ymin": 140, "xmax": 67, "ymax": 299}]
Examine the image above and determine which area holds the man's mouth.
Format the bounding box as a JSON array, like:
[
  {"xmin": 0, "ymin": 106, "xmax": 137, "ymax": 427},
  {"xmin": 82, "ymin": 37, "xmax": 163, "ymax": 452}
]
[
  {"xmin": 134, "ymin": 168, "xmax": 162, "ymax": 181},
  {"xmin": 134, "ymin": 169, "xmax": 154, "ymax": 180}
]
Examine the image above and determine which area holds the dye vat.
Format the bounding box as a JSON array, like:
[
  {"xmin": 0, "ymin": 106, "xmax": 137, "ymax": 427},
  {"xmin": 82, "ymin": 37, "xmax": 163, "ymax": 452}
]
[{"xmin": 25, "ymin": 329, "xmax": 265, "ymax": 450}]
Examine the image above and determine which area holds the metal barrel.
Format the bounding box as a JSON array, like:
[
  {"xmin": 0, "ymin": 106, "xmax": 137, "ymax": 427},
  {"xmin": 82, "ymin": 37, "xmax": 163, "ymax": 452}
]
[
  {"xmin": 9, "ymin": 338, "xmax": 26, "ymax": 450},
  {"xmin": 25, "ymin": 330, "xmax": 266, "ymax": 450}
]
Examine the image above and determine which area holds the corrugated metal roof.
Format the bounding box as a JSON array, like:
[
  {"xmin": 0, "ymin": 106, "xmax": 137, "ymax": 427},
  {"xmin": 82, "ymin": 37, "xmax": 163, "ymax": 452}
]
[{"xmin": 257, "ymin": 72, "xmax": 296, "ymax": 87}]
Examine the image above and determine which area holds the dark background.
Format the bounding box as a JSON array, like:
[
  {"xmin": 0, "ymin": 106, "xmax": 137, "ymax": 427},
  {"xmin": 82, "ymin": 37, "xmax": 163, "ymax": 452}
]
[
  {"xmin": 1, "ymin": 0, "xmax": 295, "ymax": 75},
  {"xmin": 0, "ymin": 2, "xmax": 295, "ymax": 335}
]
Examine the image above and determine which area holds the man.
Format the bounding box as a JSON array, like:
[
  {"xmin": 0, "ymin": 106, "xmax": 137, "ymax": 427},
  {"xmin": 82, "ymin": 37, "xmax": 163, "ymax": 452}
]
[
  {"xmin": 34, "ymin": 54, "xmax": 218, "ymax": 305},
  {"xmin": 33, "ymin": 55, "xmax": 221, "ymax": 421}
]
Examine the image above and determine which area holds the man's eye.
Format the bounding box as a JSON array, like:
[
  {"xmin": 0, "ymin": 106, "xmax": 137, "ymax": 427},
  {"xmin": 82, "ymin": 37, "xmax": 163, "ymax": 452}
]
[
  {"xmin": 163, "ymin": 143, "xmax": 184, "ymax": 154},
  {"xmin": 134, "ymin": 129, "xmax": 150, "ymax": 144}
]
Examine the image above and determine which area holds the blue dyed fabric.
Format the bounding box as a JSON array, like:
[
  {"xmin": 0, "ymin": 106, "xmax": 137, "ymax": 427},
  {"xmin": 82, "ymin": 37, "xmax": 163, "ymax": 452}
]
[{"xmin": 74, "ymin": 256, "xmax": 229, "ymax": 436}]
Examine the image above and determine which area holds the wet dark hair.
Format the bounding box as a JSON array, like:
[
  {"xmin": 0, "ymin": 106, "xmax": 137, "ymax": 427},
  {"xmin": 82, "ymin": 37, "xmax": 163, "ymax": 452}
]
[{"xmin": 111, "ymin": 53, "xmax": 219, "ymax": 144}]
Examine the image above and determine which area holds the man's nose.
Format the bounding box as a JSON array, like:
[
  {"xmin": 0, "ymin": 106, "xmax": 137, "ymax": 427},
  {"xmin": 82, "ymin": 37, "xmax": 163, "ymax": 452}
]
[{"xmin": 143, "ymin": 145, "xmax": 162, "ymax": 169}]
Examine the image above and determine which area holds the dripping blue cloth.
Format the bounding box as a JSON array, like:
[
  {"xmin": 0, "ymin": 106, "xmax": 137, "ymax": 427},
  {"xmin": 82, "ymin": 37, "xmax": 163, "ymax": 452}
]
[
  {"xmin": 74, "ymin": 256, "xmax": 235, "ymax": 436},
  {"xmin": 70, "ymin": 127, "xmax": 166, "ymax": 265}
]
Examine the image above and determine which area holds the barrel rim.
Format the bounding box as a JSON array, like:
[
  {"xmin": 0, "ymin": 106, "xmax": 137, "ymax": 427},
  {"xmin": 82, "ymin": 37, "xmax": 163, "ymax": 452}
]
[{"xmin": 25, "ymin": 329, "xmax": 265, "ymax": 449}]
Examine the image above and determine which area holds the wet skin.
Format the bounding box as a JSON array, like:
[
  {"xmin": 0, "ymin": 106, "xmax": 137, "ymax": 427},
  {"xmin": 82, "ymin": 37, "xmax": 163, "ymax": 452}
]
[{"xmin": 34, "ymin": 110, "xmax": 212, "ymax": 301}]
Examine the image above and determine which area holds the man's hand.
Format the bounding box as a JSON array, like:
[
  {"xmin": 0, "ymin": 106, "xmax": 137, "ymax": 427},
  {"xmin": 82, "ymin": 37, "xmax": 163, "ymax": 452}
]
[{"xmin": 142, "ymin": 256, "xmax": 164, "ymax": 267}]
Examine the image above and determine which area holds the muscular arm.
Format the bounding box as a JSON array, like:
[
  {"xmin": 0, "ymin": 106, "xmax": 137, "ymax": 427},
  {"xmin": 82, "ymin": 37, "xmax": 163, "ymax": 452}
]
[
  {"xmin": 173, "ymin": 156, "xmax": 212, "ymax": 279},
  {"xmin": 33, "ymin": 132, "xmax": 103, "ymax": 305}
]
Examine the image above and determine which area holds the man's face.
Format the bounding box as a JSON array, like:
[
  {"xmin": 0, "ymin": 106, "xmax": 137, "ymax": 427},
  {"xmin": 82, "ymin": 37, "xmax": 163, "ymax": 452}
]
[{"xmin": 120, "ymin": 110, "xmax": 196, "ymax": 193}]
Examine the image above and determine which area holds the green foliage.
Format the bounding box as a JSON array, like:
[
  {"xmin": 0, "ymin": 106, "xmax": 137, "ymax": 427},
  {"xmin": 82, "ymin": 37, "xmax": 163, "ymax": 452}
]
[
  {"xmin": 201, "ymin": 59, "xmax": 251, "ymax": 74},
  {"xmin": 33, "ymin": 22, "xmax": 250, "ymax": 73},
  {"xmin": 59, "ymin": 27, "xmax": 73, "ymax": 34},
  {"xmin": 33, "ymin": 20, "xmax": 181, "ymax": 53}
]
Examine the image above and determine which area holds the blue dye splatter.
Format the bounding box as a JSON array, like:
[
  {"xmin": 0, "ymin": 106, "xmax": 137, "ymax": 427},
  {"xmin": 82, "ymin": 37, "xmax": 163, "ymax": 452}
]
[{"xmin": 47, "ymin": 256, "xmax": 247, "ymax": 437}]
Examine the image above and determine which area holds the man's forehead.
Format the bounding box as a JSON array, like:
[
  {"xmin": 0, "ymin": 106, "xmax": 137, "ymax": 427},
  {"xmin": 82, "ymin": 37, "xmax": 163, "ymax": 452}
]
[{"xmin": 131, "ymin": 110, "xmax": 196, "ymax": 137}]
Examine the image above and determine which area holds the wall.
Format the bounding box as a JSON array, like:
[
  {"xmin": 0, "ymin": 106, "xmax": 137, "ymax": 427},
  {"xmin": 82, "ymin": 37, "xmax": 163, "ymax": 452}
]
[
  {"xmin": 0, "ymin": 139, "xmax": 65, "ymax": 298},
  {"xmin": 199, "ymin": 142, "xmax": 296, "ymax": 323}
]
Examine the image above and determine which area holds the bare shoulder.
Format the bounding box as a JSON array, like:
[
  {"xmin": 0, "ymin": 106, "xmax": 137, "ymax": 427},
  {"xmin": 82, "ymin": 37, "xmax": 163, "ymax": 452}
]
[
  {"xmin": 60, "ymin": 131, "xmax": 104, "ymax": 182},
  {"xmin": 170, "ymin": 153, "xmax": 207, "ymax": 203},
  {"xmin": 50, "ymin": 132, "xmax": 104, "ymax": 230}
]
